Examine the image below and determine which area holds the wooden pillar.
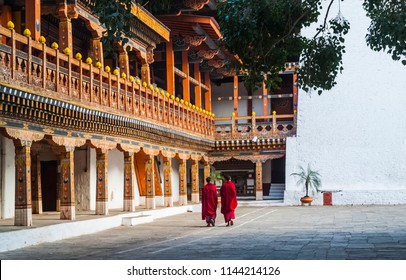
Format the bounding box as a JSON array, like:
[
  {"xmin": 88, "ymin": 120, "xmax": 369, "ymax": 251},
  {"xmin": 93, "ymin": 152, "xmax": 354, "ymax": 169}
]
[
  {"xmin": 59, "ymin": 148, "xmax": 76, "ymax": 220},
  {"xmin": 203, "ymin": 162, "xmax": 210, "ymax": 182},
  {"xmin": 119, "ymin": 51, "xmax": 129, "ymax": 77},
  {"xmin": 194, "ymin": 63, "xmax": 202, "ymax": 108},
  {"xmin": 166, "ymin": 42, "xmax": 175, "ymax": 95},
  {"xmin": 1, "ymin": 6, "xmax": 12, "ymax": 44},
  {"xmin": 145, "ymin": 155, "xmax": 156, "ymax": 209},
  {"xmin": 141, "ymin": 63, "xmax": 151, "ymax": 85},
  {"xmin": 262, "ymin": 81, "xmax": 268, "ymax": 116},
  {"xmin": 178, "ymin": 159, "xmax": 187, "ymax": 206},
  {"xmin": 233, "ymin": 75, "xmax": 239, "ymax": 116},
  {"xmin": 204, "ymin": 72, "xmax": 212, "ymax": 112},
  {"xmin": 123, "ymin": 152, "xmax": 135, "ymax": 212},
  {"xmin": 182, "ymin": 51, "xmax": 190, "ymax": 102},
  {"xmin": 255, "ymin": 161, "xmax": 263, "ymax": 201},
  {"xmin": 90, "ymin": 38, "xmax": 104, "ymax": 66},
  {"xmin": 31, "ymin": 153, "xmax": 42, "ymax": 214},
  {"xmin": 163, "ymin": 157, "xmax": 173, "ymax": 207},
  {"xmin": 96, "ymin": 151, "xmax": 109, "ymax": 215},
  {"xmin": 191, "ymin": 160, "xmax": 199, "ymax": 203},
  {"xmin": 25, "ymin": 0, "xmax": 41, "ymax": 40},
  {"xmin": 293, "ymin": 73, "xmax": 298, "ymax": 115},
  {"xmin": 14, "ymin": 143, "xmax": 32, "ymax": 226},
  {"xmin": 58, "ymin": 3, "xmax": 77, "ymax": 52}
]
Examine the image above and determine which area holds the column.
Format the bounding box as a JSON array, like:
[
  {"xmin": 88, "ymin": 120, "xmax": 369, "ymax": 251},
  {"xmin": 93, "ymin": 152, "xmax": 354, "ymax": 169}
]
[
  {"xmin": 14, "ymin": 143, "xmax": 32, "ymax": 226},
  {"xmin": 233, "ymin": 75, "xmax": 239, "ymax": 116},
  {"xmin": 96, "ymin": 150, "xmax": 109, "ymax": 215},
  {"xmin": 119, "ymin": 51, "xmax": 129, "ymax": 77},
  {"xmin": 263, "ymin": 81, "xmax": 268, "ymax": 116},
  {"xmin": 58, "ymin": 3, "xmax": 77, "ymax": 52},
  {"xmin": 194, "ymin": 64, "xmax": 202, "ymax": 108},
  {"xmin": 123, "ymin": 152, "xmax": 135, "ymax": 212},
  {"xmin": 203, "ymin": 162, "xmax": 210, "ymax": 182},
  {"xmin": 182, "ymin": 51, "xmax": 190, "ymax": 102},
  {"xmin": 166, "ymin": 42, "xmax": 175, "ymax": 95},
  {"xmin": 31, "ymin": 153, "xmax": 43, "ymax": 214},
  {"xmin": 25, "ymin": 0, "xmax": 41, "ymax": 40},
  {"xmin": 141, "ymin": 63, "xmax": 151, "ymax": 85},
  {"xmin": 90, "ymin": 38, "xmax": 104, "ymax": 65},
  {"xmin": 59, "ymin": 148, "xmax": 76, "ymax": 220},
  {"xmin": 178, "ymin": 159, "xmax": 187, "ymax": 205},
  {"xmin": 191, "ymin": 160, "xmax": 200, "ymax": 203},
  {"xmin": 204, "ymin": 72, "xmax": 212, "ymax": 112},
  {"xmin": 255, "ymin": 161, "xmax": 263, "ymax": 201},
  {"xmin": 145, "ymin": 155, "xmax": 156, "ymax": 209},
  {"xmin": 163, "ymin": 157, "xmax": 173, "ymax": 207}
]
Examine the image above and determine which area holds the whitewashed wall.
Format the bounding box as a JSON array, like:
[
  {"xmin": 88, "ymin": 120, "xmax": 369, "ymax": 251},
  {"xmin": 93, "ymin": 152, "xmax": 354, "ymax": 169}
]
[
  {"xmin": 171, "ymin": 158, "xmax": 180, "ymax": 202},
  {"xmin": 0, "ymin": 136, "xmax": 15, "ymax": 219},
  {"xmin": 107, "ymin": 149, "xmax": 124, "ymax": 209},
  {"xmin": 285, "ymin": 0, "xmax": 406, "ymax": 205}
]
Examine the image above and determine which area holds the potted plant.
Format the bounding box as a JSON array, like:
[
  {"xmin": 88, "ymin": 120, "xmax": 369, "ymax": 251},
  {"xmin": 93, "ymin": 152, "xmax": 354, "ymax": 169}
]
[{"xmin": 290, "ymin": 164, "xmax": 321, "ymax": 205}]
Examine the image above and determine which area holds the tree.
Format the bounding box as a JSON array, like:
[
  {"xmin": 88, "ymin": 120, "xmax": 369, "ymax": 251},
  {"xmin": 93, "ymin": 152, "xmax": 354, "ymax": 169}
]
[{"xmin": 89, "ymin": 0, "xmax": 405, "ymax": 94}]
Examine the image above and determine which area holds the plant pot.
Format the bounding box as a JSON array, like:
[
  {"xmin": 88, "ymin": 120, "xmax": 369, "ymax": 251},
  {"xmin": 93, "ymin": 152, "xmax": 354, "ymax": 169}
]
[{"xmin": 300, "ymin": 196, "xmax": 313, "ymax": 205}]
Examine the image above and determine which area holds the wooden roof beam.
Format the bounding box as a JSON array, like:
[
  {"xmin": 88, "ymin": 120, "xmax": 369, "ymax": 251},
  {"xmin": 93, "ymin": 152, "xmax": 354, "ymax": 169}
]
[{"xmin": 192, "ymin": 23, "xmax": 226, "ymax": 60}]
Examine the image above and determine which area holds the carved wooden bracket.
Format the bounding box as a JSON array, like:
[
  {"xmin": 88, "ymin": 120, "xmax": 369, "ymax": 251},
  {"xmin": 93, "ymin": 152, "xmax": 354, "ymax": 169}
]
[
  {"xmin": 142, "ymin": 147, "xmax": 160, "ymax": 157},
  {"xmin": 197, "ymin": 49, "xmax": 219, "ymax": 60},
  {"xmin": 208, "ymin": 59, "xmax": 225, "ymax": 68},
  {"xmin": 118, "ymin": 143, "xmax": 141, "ymax": 154},
  {"xmin": 51, "ymin": 136, "xmax": 86, "ymax": 152},
  {"xmin": 185, "ymin": 35, "xmax": 207, "ymax": 47},
  {"xmin": 183, "ymin": 0, "xmax": 209, "ymax": 10},
  {"xmin": 6, "ymin": 128, "xmax": 44, "ymax": 147},
  {"xmin": 161, "ymin": 150, "xmax": 177, "ymax": 159},
  {"xmin": 90, "ymin": 139, "xmax": 117, "ymax": 154}
]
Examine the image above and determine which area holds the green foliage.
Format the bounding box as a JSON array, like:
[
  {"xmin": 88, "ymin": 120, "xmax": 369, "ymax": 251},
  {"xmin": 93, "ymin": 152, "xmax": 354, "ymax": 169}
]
[
  {"xmin": 291, "ymin": 164, "xmax": 322, "ymax": 196},
  {"xmin": 363, "ymin": 0, "xmax": 406, "ymax": 65},
  {"xmin": 210, "ymin": 170, "xmax": 223, "ymax": 183},
  {"xmin": 218, "ymin": 0, "xmax": 350, "ymax": 94}
]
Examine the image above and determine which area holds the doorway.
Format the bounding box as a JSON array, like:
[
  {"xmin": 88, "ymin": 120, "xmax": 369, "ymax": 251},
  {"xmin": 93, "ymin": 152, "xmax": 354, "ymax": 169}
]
[{"xmin": 41, "ymin": 161, "xmax": 58, "ymax": 211}]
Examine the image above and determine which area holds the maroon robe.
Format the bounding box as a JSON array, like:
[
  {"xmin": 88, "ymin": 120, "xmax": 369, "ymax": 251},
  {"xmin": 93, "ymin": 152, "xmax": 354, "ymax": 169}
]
[
  {"xmin": 220, "ymin": 180, "xmax": 238, "ymax": 223},
  {"xmin": 201, "ymin": 182, "xmax": 218, "ymax": 221}
]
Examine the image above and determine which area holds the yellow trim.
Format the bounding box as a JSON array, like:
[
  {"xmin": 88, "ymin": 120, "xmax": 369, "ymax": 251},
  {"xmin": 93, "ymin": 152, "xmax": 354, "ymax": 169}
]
[{"xmin": 131, "ymin": 4, "xmax": 170, "ymax": 42}]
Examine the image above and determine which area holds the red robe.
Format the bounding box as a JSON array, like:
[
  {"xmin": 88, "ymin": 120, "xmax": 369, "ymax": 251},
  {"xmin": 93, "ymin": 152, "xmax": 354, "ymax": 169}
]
[
  {"xmin": 220, "ymin": 180, "xmax": 238, "ymax": 222},
  {"xmin": 201, "ymin": 182, "xmax": 218, "ymax": 220}
]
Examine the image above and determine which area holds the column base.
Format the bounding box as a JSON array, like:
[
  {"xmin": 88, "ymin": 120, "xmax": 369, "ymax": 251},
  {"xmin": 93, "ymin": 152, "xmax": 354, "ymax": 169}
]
[
  {"xmin": 15, "ymin": 208, "xmax": 33, "ymax": 226},
  {"xmin": 179, "ymin": 195, "xmax": 188, "ymax": 206},
  {"xmin": 146, "ymin": 197, "xmax": 156, "ymax": 209},
  {"xmin": 96, "ymin": 201, "xmax": 109, "ymax": 215},
  {"xmin": 32, "ymin": 200, "xmax": 43, "ymax": 214},
  {"xmin": 191, "ymin": 192, "xmax": 200, "ymax": 204},
  {"xmin": 60, "ymin": 205, "xmax": 76, "ymax": 220},
  {"xmin": 164, "ymin": 196, "xmax": 173, "ymax": 207},
  {"xmin": 123, "ymin": 199, "xmax": 135, "ymax": 212},
  {"xmin": 256, "ymin": 191, "xmax": 263, "ymax": 201}
]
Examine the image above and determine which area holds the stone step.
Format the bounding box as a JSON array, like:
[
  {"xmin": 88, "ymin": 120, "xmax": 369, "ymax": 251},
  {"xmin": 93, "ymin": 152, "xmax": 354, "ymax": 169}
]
[{"xmin": 122, "ymin": 215, "xmax": 153, "ymax": 226}]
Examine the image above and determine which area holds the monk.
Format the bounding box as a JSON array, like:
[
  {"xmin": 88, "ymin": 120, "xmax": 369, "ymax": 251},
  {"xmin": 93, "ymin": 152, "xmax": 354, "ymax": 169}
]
[
  {"xmin": 220, "ymin": 175, "xmax": 238, "ymax": 226},
  {"xmin": 201, "ymin": 177, "xmax": 218, "ymax": 226}
]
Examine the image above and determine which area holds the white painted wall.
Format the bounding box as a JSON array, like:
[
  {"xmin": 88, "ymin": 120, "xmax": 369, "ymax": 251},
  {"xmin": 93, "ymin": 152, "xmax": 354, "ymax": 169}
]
[
  {"xmin": 155, "ymin": 156, "xmax": 164, "ymax": 206},
  {"xmin": 107, "ymin": 149, "xmax": 124, "ymax": 209},
  {"xmin": 285, "ymin": 0, "xmax": 406, "ymax": 205},
  {"xmin": 171, "ymin": 158, "xmax": 180, "ymax": 202},
  {"xmin": 89, "ymin": 148, "xmax": 96, "ymax": 210},
  {"xmin": 1, "ymin": 137, "xmax": 15, "ymax": 219}
]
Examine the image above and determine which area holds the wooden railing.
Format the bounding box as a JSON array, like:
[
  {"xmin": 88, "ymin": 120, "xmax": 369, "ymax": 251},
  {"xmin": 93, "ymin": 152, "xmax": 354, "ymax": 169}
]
[
  {"xmin": 0, "ymin": 25, "xmax": 214, "ymax": 138},
  {"xmin": 214, "ymin": 113, "xmax": 296, "ymax": 142}
]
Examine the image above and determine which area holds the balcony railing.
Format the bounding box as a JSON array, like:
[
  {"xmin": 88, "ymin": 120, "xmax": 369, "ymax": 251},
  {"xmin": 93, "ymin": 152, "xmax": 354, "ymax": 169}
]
[
  {"xmin": 0, "ymin": 25, "xmax": 214, "ymax": 138},
  {"xmin": 214, "ymin": 113, "xmax": 296, "ymax": 149}
]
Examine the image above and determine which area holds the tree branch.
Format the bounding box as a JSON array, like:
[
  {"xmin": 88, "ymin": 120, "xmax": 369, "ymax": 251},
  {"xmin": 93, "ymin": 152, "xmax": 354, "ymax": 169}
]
[{"xmin": 313, "ymin": 0, "xmax": 335, "ymax": 38}]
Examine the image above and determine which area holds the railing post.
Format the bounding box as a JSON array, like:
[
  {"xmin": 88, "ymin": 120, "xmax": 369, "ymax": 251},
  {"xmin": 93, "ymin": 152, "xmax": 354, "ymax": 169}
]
[
  {"xmin": 41, "ymin": 41, "xmax": 46, "ymax": 89},
  {"xmin": 251, "ymin": 111, "xmax": 257, "ymax": 139},
  {"xmin": 27, "ymin": 35, "xmax": 32, "ymax": 84},
  {"xmin": 10, "ymin": 29, "xmax": 16, "ymax": 80},
  {"xmin": 231, "ymin": 112, "xmax": 236, "ymax": 138}
]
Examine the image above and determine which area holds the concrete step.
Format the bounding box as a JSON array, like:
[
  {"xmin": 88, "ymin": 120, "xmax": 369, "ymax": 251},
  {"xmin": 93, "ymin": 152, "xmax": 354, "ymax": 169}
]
[{"xmin": 122, "ymin": 215, "xmax": 153, "ymax": 226}]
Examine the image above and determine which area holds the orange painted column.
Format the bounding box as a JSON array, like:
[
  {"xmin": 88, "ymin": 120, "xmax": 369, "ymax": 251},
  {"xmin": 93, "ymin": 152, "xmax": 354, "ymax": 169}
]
[
  {"xmin": 90, "ymin": 38, "xmax": 104, "ymax": 66},
  {"xmin": 119, "ymin": 51, "xmax": 129, "ymax": 77},
  {"xmin": 182, "ymin": 51, "xmax": 190, "ymax": 102},
  {"xmin": 194, "ymin": 63, "xmax": 202, "ymax": 108},
  {"xmin": 58, "ymin": 3, "xmax": 77, "ymax": 52},
  {"xmin": 233, "ymin": 75, "xmax": 239, "ymax": 116},
  {"xmin": 25, "ymin": 0, "xmax": 41, "ymax": 40},
  {"xmin": 141, "ymin": 63, "xmax": 151, "ymax": 85},
  {"xmin": 293, "ymin": 73, "xmax": 298, "ymax": 113},
  {"xmin": 204, "ymin": 72, "xmax": 212, "ymax": 112},
  {"xmin": 123, "ymin": 152, "xmax": 136, "ymax": 212},
  {"xmin": 1, "ymin": 6, "xmax": 12, "ymax": 44},
  {"xmin": 166, "ymin": 42, "xmax": 175, "ymax": 95},
  {"xmin": 59, "ymin": 149, "xmax": 76, "ymax": 220},
  {"xmin": 262, "ymin": 81, "xmax": 268, "ymax": 116},
  {"xmin": 14, "ymin": 144, "xmax": 32, "ymax": 226}
]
